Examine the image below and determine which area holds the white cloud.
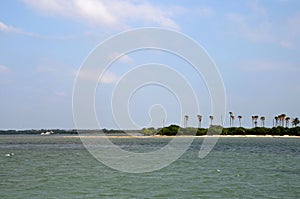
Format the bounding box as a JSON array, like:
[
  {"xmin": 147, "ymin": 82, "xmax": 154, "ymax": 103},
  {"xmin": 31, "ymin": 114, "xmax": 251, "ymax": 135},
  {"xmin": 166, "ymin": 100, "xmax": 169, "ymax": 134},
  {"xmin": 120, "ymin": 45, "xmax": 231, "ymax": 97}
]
[
  {"xmin": 108, "ymin": 52, "xmax": 133, "ymax": 64},
  {"xmin": 0, "ymin": 64, "xmax": 10, "ymax": 74},
  {"xmin": 281, "ymin": 13, "xmax": 300, "ymax": 48},
  {"xmin": 35, "ymin": 63, "xmax": 75, "ymax": 78},
  {"xmin": 0, "ymin": 20, "xmax": 42, "ymax": 38},
  {"xmin": 195, "ymin": 6, "xmax": 214, "ymax": 17},
  {"xmin": 238, "ymin": 60, "xmax": 298, "ymax": 72},
  {"xmin": 0, "ymin": 20, "xmax": 81, "ymax": 40},
  {"xmin": 227, "ymin": 3, "xmax": 300, "ymax": 48},
  {"xmin": 100, "ymin": 71, "xmax": 119, "ymax": 83},
  {"xmin": 55, "ymin": 91, "xmax": 67, "ymax": 97},
  {"xmin": 279, "ymin": 40, "xmax": 293, "ymax": 48},
  {"xmin": 75, "ymin": 52, "xmax": 131, "ymax": 84},
  {"xmin": 0, "ymin": 21, "xmax": 21, "ymax": 33},
  {"xmin": 248, "ymin": 2, "xmax": 267, "ymax": 17},
  {"xmin": 0, "ymin": 65, "xmax": 11, "ymax": 84},
  {"xmin": 286, "ymin": 14, "xmax": 300, "ymax": 35},
  {"xmin": 227, "ymin": 13, "xmax": 275, "ymax": 43},
  {"xmin": 22, "ymin": 0, "xmax": 181, "ymax": 30},
  {"xmin": 76, "ymin": 69, "xmax": 119, "ymax": 84},
  {"xmin": 36, "ymin": 66, "xmax": 58, "ymax": 73}
]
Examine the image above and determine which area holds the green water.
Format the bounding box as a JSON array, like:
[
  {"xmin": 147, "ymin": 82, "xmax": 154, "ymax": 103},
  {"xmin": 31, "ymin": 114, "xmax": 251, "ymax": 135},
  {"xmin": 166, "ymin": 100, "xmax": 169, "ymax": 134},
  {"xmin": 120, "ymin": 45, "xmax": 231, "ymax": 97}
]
[{"xmin": 0, "ymin": 135, "xmax": 299, "ymax": 198}]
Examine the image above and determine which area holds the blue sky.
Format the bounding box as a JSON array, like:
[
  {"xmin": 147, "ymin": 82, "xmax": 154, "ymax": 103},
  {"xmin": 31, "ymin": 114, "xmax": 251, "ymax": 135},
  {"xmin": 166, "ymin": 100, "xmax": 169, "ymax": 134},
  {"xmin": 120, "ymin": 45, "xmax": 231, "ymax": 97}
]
[{"xmin": 0, "ymin": 0, "xmax": 300, "ymax": 129}]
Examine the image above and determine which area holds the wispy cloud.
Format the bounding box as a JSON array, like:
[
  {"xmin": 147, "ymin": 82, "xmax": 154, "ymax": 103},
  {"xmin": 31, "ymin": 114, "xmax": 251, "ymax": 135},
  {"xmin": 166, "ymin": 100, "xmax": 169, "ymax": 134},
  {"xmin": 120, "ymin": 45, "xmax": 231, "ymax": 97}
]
[
  {"xmin": 0, "ymin": 64, "xmax": 10, "ymax": 74},
  {"xmin": 35, "ymin": 63, "xmax": 75, "ymax": 79},
  {"xmin": 76, "ymin": 69, "xmax": 119, "ymax": 84},
  {"xmin": 194, "ymin": 6, "xmax": 214, "ymax": 17},
  {"xmin": 238, "ymin": 60, "xmax": 299, "ymax": 73},
  {"xmin": 282, "ymin": 13, "xmax": 300, "ymax": 48},
  {"xmin": 0, "ymin": 21, "xmax": 20, "ymax": 33},
  {"xmin": 36, "ymin": 66, "xmax": 59, "ymax": 74},
  {"xmin": 227, "ymin": 2, "xmax": 300, "ymax": 48},
  {"xmin": 22, "ymin": 0, "xmax": 182, "ymax": 30},
  {"xmin": 54, "ymin": 91, "xmax": 67, "ymax": 97},
  {"xmin": 0, "ymin": 20, "xmax": 84, "ymax": 40},
  {"xmin": 108, "ymin": 52, "xmax": 133, "ymax": 64},
  {"xmin": 99, "ymin": 71, "xmax": 119, "ymax": 83},
  {"xmin": 0, "ymin": 64, "xmax": 12, "ymax": 84},
  {"xmin": 0, "ymin": 21, "xmax": 36, "ymax": 37},
  {"xmin": 226, "ymin": 11, "xmax": 275, "ymax": 43},
  {"xmin": 248, "ymin": 2, "xmax": 267, "ymax": 17},
  {"xmin": 74, "ymin": 53, "xmax": 133, "ymax": 85}
]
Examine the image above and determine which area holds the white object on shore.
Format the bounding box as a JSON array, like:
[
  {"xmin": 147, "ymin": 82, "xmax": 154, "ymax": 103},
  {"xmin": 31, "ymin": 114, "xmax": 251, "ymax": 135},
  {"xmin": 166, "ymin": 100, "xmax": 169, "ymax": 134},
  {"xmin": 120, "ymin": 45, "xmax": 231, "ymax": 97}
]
[{"xmin": 41, "ymin": 131, "xmax": 54, "ymax": 135}]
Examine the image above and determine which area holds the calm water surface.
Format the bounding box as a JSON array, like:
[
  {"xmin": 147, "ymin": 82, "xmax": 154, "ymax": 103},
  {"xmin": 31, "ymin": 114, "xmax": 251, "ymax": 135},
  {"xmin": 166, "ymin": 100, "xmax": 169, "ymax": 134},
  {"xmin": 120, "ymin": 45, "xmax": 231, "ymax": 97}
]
[{"xmin": 0, "ymin": 135, "xmax": 299, "ymax": 198}]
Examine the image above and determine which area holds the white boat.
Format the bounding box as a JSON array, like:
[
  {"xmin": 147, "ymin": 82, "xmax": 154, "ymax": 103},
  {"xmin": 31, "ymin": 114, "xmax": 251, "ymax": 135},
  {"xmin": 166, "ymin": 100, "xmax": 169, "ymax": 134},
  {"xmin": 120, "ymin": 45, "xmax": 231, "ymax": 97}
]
[{"xmin": 41, "ymin": 131, "xmax": 54, "ymax": 135}]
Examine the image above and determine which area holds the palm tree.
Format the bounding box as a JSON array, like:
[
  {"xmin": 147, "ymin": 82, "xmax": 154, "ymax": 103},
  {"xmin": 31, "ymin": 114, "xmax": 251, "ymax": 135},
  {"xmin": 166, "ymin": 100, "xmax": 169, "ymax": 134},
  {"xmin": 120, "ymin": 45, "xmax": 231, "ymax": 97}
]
[
  {"xmin": 209, "ymin": 115, "xmax": 214, "ymax": 126},
  {"xmin": 273, "ymin": 116, "xmax": 278, "ymax": 127},
  {"xmin": 277, "ymin": 115, "xmax": 281, "ymax": 126},
  {"xmin": 292, "ymin": 117, "xmax": 300, "ymax": 127},
  {"xmin": 282, "ymin": 114, "xmax": 286, "ymax": 126},
  {"xmin": 274, "ymin": 116, "xmax": 278, "ymax": 127},
  {"xmin": 238, "ymin": 115, "xmax": 242, "ymax": 127},
  {"xmin": 278, "ymin": 115, "xmax": 282, "ymax": 126},
  {"xmin": 260, "ymin": 116, "xmax": 265, "ymax": 127},
  {"xmin": 278, "ymin": 114, "xmax": 286, "ymax": 127},
  {"xmin": 197, "ymin": 115, "xmax": 202, "ymax": 128},
  {"xmin": 229, "ymin": 112, "xmax": 233, "ymax": 127},
  {"xmin": 184, "ymin": 115, "xmax": 189, "ymax": 128},
  {"xmin": 231, "ymin": 115, "xmax": 235, "ymax": 127},
  {"xmin": 285, "ymin": 117, "xmax": 291, "ymax": 127},
  {"xmin": 252, "ymin": 116, "xmax": 255, "ymax": 127},
  {"xmin": 254, "ymin": 115, "xmax": 259, "ymax": 127}
]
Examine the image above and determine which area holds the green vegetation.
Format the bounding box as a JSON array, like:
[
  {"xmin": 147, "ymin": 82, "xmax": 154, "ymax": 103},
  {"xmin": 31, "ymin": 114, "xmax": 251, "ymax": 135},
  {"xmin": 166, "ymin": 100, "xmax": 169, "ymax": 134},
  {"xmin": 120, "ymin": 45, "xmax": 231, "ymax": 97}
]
[
  {"xmin": 1, "ymin": 125, "xmax": 300, "ymax": 136},
  {"xmin": 141, "ymin": 125, "xmax": 300, "ymax": 136},
  {"xmin": 141, "ymin": 127, "xmax": 158, "ymax": 136},
  {"xmin": 1, "ymin": 113, "xmax": 300, "ymax": 137}
]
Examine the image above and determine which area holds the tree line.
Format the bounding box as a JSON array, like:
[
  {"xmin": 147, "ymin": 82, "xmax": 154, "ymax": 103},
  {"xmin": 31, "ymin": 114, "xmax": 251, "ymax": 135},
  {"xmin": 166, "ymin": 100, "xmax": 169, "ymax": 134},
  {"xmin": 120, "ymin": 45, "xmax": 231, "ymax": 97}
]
[
  {"xmin": 142, "ymin": 125, "xmax": 300, "ymax": 136},
  {"xmin": 182, "ymin": 112, "xmax": 300, "ymax": 128},
  {"xmin": 141, "ymin": 112, "xmax": 300, "ymax": 136},
  {"xmin": 1, "ymin": 112, "xmax": 299, "ymax": 136}
]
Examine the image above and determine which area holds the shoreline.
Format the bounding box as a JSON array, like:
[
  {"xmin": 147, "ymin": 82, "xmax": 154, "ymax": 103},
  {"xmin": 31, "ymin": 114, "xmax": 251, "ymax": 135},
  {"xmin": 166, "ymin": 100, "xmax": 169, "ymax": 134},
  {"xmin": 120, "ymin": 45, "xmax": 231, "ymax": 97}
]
[
  {"xmin": 1, "ymin": 134, "xmax": 298, "ymax": 139},
  {"xmin": 69, "ymin": 135, "xmax": 300, "ymax": 138}
]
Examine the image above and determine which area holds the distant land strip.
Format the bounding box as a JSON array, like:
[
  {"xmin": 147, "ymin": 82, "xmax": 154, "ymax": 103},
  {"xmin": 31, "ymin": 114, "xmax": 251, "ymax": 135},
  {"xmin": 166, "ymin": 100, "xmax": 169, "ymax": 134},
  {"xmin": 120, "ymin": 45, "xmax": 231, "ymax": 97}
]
[{"xmin": 1, "ymin": 125, "xmax": 300, "ymax": 136}]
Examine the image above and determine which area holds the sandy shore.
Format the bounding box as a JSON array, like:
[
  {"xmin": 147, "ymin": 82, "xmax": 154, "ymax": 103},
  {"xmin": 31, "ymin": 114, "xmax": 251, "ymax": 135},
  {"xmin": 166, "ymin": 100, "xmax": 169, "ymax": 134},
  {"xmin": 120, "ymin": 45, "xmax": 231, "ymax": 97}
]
[
  {"xmin": 61, "ymin": 135, "xmax": 300, "ymax": 139},
  {"xmin": 0, "ymin": 134, "xmax": 298, "ymax": 139}
]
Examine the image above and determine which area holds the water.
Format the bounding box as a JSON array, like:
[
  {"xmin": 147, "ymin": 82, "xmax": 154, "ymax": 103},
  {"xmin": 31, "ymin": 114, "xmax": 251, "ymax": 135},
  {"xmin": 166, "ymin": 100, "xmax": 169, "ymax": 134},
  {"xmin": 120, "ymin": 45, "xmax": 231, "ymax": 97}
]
[{"xmin": 0, "ymin": 135, "xmax": 299, "ymax": 198}]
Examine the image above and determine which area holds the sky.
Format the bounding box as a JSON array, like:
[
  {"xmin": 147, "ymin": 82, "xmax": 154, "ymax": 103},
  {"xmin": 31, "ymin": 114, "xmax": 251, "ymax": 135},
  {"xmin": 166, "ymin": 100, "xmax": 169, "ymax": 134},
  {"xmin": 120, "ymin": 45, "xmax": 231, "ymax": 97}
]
[{"xmin": 0, "ymin": 0, "xmax": 300, "ymax": 129}]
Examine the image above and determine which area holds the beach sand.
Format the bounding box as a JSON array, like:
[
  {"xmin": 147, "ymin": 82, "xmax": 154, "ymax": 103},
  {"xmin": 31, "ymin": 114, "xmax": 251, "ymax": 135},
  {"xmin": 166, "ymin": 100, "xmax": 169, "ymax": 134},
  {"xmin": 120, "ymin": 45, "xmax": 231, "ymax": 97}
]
[{"xmin": 63, "ymin": 135, "xmax": 300, "ymax": 139}]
